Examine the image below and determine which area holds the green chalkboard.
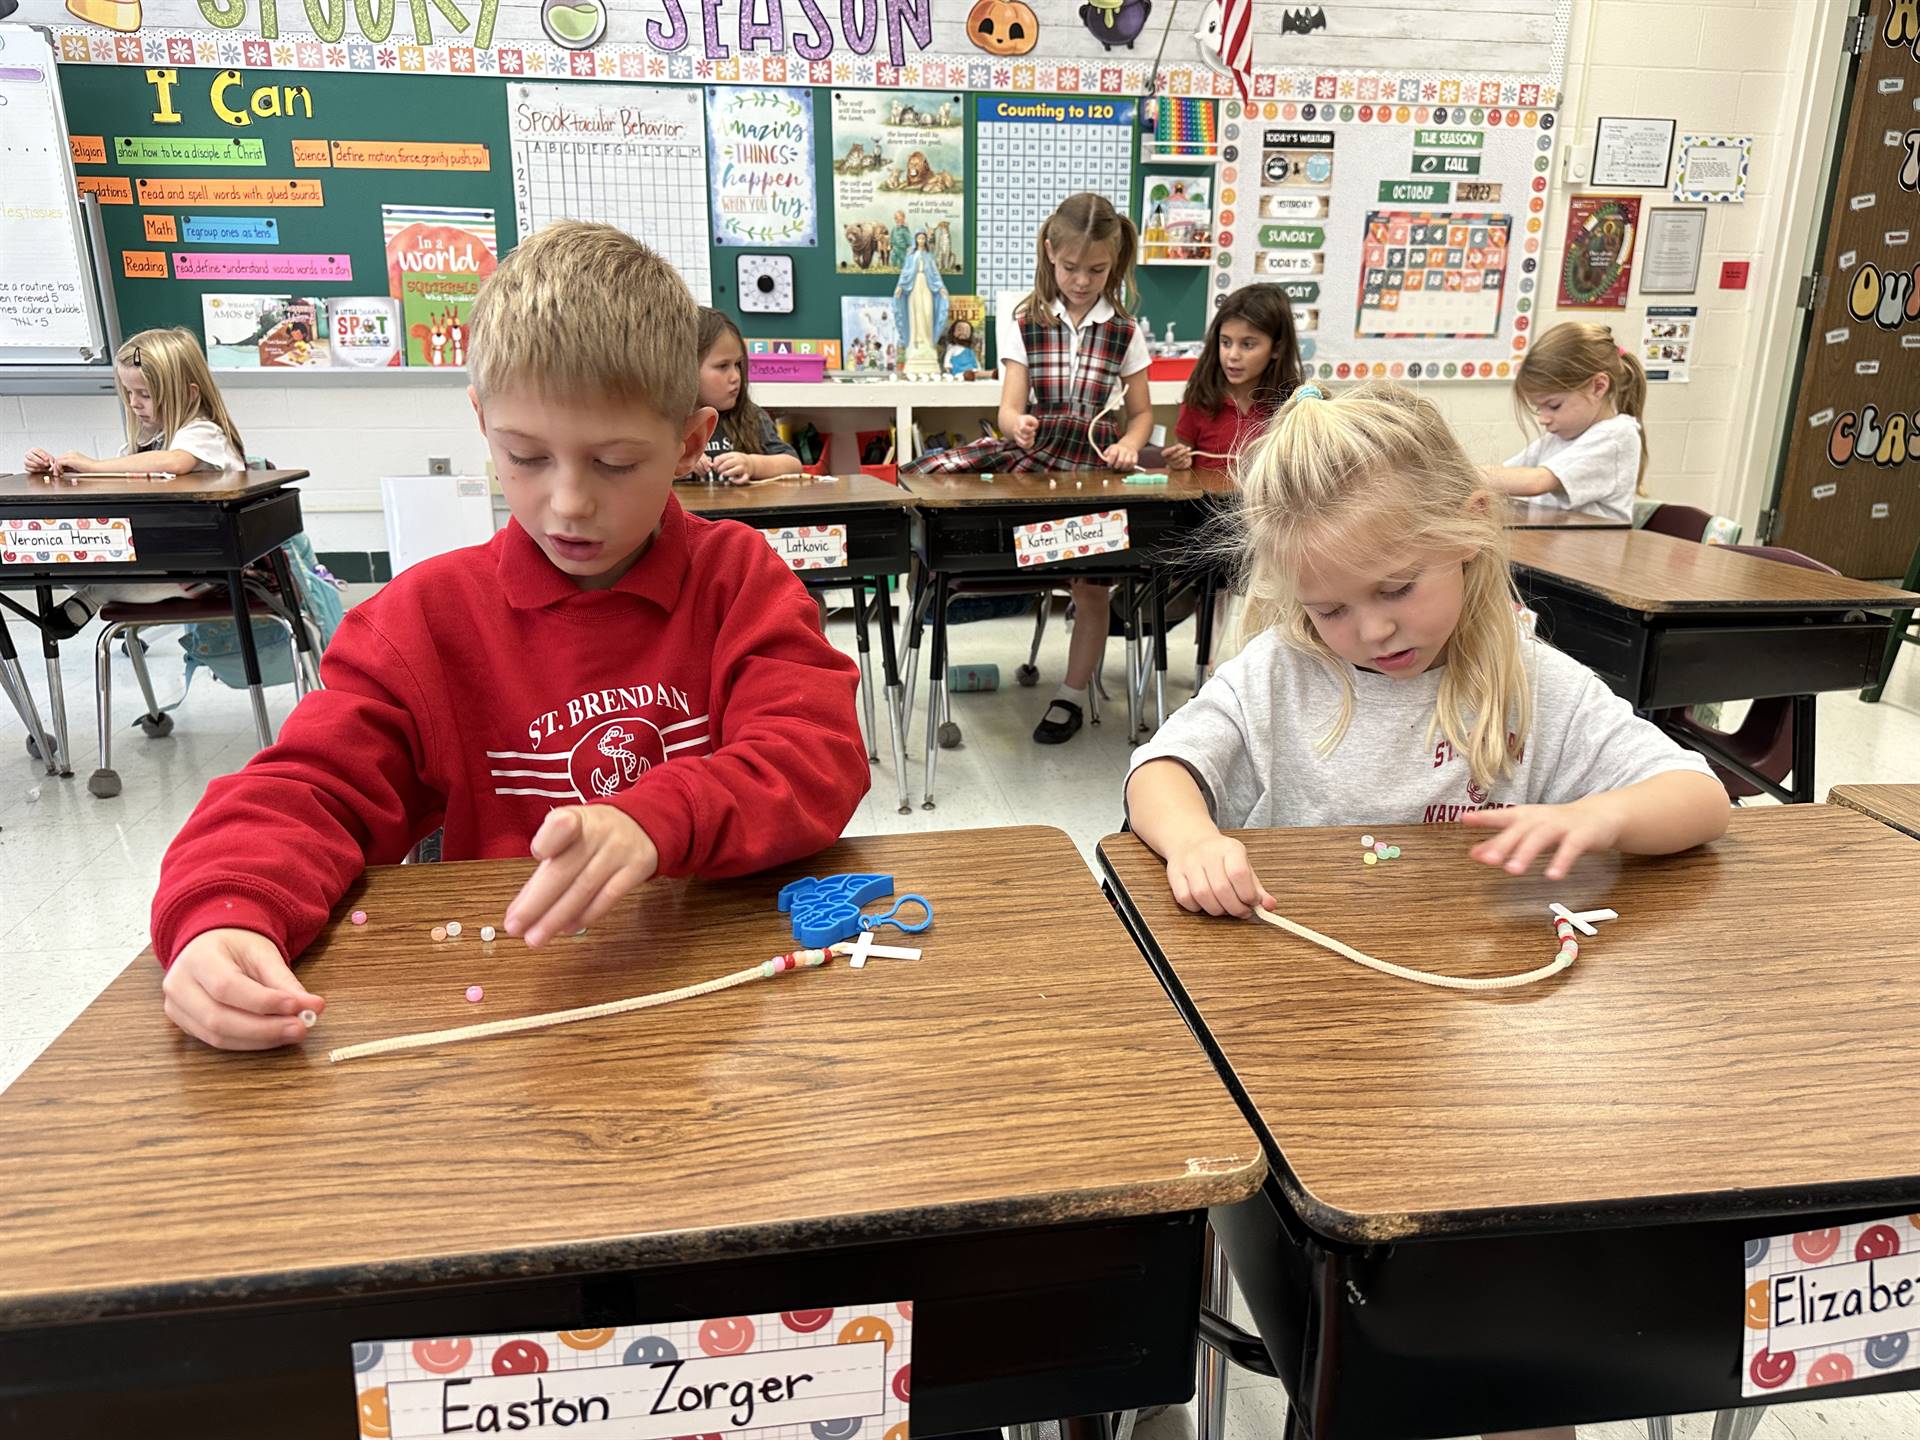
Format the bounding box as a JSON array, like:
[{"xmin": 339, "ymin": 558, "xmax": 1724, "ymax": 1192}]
[{"xmin": 57, "ymin": 64, "xmax": 1205, "ymax": 357}]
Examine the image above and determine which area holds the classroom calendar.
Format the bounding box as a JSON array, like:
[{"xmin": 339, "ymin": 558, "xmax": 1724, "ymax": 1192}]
[
  {"xmin": 974, "ymin": 97, "xmax": 1135, "ymax": 311},
  {"xmin": 507, "ymin": 84, "xmax": 712, "ymax": 304},
  {"xmin": 1356, "ymin": 211, "xmax": 1511, "ymax": 340}
]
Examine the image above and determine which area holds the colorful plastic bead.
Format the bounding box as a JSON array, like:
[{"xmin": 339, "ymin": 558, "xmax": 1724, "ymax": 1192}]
[
  {"xmin": 465, "ymin": 985, "xmax": 483, "ymax": 1003},
  {"xmin": 446, "ymin": 921, "xmax": 462, "ymax": 937},
  {"xmin": 350, "ymin": 910, "xmax": 367, "ymax": 925},
  {"xmin": 1361, "ymin": 834, "xmax": 1375, "ymax": 848},
  {"xmin": 1362, "ymin": 852, "xmax": 1378, "ymax": 866},
  {"xmin": 431, "ymin": 926, "xmax": 447, "ymax": 942},
  {"xmin": 298, "ymin": 1009, "xmax": 317, "ymax": 1028},
  {"xmin": 480, "ymin": 926, "xmax": 496, "ymax": 943},
  {"xmin": 1386, "ymin": 846, "xmax": 1401, "ymax": 859}
]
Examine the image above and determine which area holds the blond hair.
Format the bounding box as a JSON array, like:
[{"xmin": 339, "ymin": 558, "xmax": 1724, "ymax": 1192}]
[
  {"xmin": 1514, "ymin": 321, "xmax": 1650, "ymax": 492},
  {"xmin": 469, "ymin": 221, "xmax": 699, "ymax": 420},
  {"xmin": 1016, "ymin": 191, "xmax": 1138, "ymax": 330},
  {"xmin": 1224, "ymin": 380, "xmax": 1531, "ymax": 792},
  {"xmin": 114, "ymin": 328, "xmax": 244, "ymax": 462}
]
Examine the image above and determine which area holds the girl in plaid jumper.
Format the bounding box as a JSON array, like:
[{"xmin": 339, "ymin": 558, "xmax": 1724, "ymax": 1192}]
[{"xmin": 903, "ymin": 192, "xmax": 1153, "ymax": 743}]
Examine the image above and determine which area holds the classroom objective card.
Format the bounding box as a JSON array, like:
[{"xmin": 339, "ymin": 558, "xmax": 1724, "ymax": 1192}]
[
  {"xmin": 508, "ymin": 83, "xmax": 711, "ymax": 303},
  {"xmin": 1742, "ymin": 1215, "xmax": 1920, "ymax": 1396},
  {"xmin": 353, "ymin": 1304, "xmax": 912, "ymax": 1439},
  {"xmin": 1216, "ymin": 97, "xmax": 1556, "ymax": 383}
]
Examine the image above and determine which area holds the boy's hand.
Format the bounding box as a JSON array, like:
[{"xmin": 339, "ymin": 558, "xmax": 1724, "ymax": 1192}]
[
  {"xmin": 24, "ymin": 447, "xmax": 55, "ymax": 474},
  {"xmin": 1165, "ymin": 832, "xmax": 1276, "ymax": 918},
  {"xmin": 505, "ymin": 805, "xmax": 659, "ymax": 948},
  {"xmin": 1102, "ymin": 441, "xmax": 1139, "ymax": 470},
  {"xmin": 162, "ymin": 928, "xmax": 325, "ymax": 1050},
  {"xmin": 1161, "ymin": 442, "xmax": 1194, "ymax": 470},
  {"xmin": 1011, "ymin": 413, "xmax": 1039, "ymax": 448},
  {"xmin": 712, "ymin": 451, "xmax": 754, "ymax": 482},
  {"xmin": 1462, "ymin": 794, "xmax": 1626, "ymax": 880}
]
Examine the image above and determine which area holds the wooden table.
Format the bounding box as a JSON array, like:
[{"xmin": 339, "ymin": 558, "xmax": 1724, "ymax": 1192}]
[
  {"xmin": 678, "ymin": 475, "xmax": 915, "ymax": 813},
  {"xmin": 1098, "ymin": 808, "xmax": 1920, "ymax": 1439},
  {"xmin": 1829, "ymin": 782, "xmax": 1920, "ymax": 840},
  {"xmin": 1509, "ymin": 528, "xmax": 1920, "ymax": 803},
  {"xmin": 1502, "ymin": 503, "xmax": 1631, "ymax": 529},
  {"xmin": 0, "ymin": 826, "xmax": 1263, "ymax": 1439},
  {"xmin": 896, "ymin": 469, "xmax": 1234, "ymax": 806},
  {"xmin": 0, "ymin": 469, "xmax": 314, "ymax": 782}
]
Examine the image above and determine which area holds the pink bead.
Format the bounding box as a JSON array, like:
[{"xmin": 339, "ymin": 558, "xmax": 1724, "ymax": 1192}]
[
  {"xmin": 431, "ymin": 926, "xmax": 447, "ymax": 943},
  {"xmin": 465, "ymin": 985, "xmax": 484, "ymax": 1003},
  {"xmin": 350, "ymin": 910, "xmax": 367, "ymax": 925}
]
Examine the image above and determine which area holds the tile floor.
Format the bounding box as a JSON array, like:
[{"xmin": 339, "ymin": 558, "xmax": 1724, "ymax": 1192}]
[{"xmin": 4, "ymin": 597, "xmax": 1919, "ymax": 1438}]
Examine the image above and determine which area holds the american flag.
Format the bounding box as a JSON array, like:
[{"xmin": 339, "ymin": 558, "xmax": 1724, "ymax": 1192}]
[{"xmin": 1217, "ymin": 0, "xmax": 1255, "ymax": 101}]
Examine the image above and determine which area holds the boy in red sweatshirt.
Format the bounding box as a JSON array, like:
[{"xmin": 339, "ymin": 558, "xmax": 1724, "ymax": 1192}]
[{"xmin": 153, "ymin": 222, "xmax": 870, "ymax": 1050}]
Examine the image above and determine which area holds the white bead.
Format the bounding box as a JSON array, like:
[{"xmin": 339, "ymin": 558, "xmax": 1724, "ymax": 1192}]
[
  {"xmin": 298, "ymin": 1009, "xmax": 317, "ymax": 1028},
  {"xmin": 445, "ymin": 921, "xmax": 462, "ymax": 937},
  {"xmin": 480, "ymin": 926, "xmax": 496, "ymax": 942}
]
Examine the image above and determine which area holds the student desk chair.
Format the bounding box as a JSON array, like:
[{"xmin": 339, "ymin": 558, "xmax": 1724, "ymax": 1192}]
[
  {"xmin": 896, "ymin": 470, "xmax": 1235, "ymax": 807},
  {"xmin": 0, "ymin": 825, "xmax": 1264, "ymax": 1439},
  {"xmin": 675, "ymin": 475, "xmax": 915, "ymax": 812},
  {"xmin": 0, "ymin": 469, "xmax": 317, "ymax": 786},
  {"xmin": 1097, "ymin": 807, "xmax": 1920, "ymax": 1440},
  {"xmin": 1509, "ymin": 528, "xmax": 1920, "ymax": 803}
]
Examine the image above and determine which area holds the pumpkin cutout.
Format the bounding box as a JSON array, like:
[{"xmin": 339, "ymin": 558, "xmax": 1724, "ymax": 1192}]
[{"xmin": 967, "ymin": 0, "xmax": 1038, "ymax": 55}]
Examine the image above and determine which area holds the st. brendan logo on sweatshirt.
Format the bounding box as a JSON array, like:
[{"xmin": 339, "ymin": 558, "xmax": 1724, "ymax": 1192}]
[{"xmin": 488, "ymin": 681, "xmax": 709, "ymax": 803}]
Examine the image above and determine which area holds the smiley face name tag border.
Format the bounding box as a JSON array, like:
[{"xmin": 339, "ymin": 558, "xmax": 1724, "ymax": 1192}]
[
  {"xmin": 1012, "ymin": 508, "xmax": 1129, "ymax": 568},
  {"xmin": 1741, "ymin": 1215, "xmax": 1920, "ymax": 1396},
  {"xmin": 760, "ymin": 524, "xmax": 849, "ymax": 571},
  {"xmin": 352, "ymin": 1302, "xmax": 912, "ymax": 1439},
  {"xmin": 0, "ymin": 516, "xmax": 137, "ymax": 566}
]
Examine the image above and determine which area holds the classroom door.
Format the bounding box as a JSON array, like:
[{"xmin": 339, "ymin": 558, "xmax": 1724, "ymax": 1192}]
[{"xmin": 1770, "ymin": 7, "xmax": 1920, "ymax": 578}]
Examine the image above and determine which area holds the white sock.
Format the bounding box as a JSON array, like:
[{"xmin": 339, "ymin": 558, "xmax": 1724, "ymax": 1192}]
[{"xmin": 1052, "ymin": 682, "xmax": 1084, "ymax": 707}]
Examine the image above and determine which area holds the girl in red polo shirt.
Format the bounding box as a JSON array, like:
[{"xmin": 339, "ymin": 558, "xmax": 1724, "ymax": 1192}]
[{"xmin": 1164, "ymin": 285, "xmax": 1302, "ymax": 471}]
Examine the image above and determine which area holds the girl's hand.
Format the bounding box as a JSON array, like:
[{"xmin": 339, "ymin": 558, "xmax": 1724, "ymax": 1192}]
[
  {"xmin": 1101, "ymin": 442, "xmax": 1139, "ymax": 470},
  {"xmin": 713, "ymin": 451, "xmax": 754, "ymax": 482},
  {"xmin": 1161, "ymin": 442, "xmax": 1193, "ymax": 470},
  {"xmin": 162, "ymin": 927, "xmax": 326, "ymax": 1050},
  {"xmin": 1461, "ymin": 794, "xmax": 1626, "ymax": 880},
  {"xmin": 51, "ymin": 451, "xmax": 91, "ymax": 476},
  {"xmin": 505, "ymin": 805, "xmax": 659, "ymax": 948},
  {"xmin": 1165, "ymin": 833, "xmax": 1276, "ymax": 918},
  {"xmin": 24, "ymin": 448, "xmax": 55, "ymax": 474},
  {"xmin": 1011, "ymin": 413, "xmax": 1039, "ymax": 448}
]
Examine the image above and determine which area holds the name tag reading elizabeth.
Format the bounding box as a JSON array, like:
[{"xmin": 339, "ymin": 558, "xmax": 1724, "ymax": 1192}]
[
  {"xmin": 1742, "ymin": 1218, "xmax": 1920, "ymax": 1395},
  {"xmin": 1013, "ymin": 508, "xmax": 1129, "ymax": 567},
  {"xmin": 354, "ymin": 1303, "xmax": 911, "ymax": 1438}
]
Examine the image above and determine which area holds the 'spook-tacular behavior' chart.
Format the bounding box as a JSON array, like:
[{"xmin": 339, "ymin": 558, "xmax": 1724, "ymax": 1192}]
[
  {"xmin": 1217, "ymin": 97, "xmax": 1558, "ymax": 382},
  {"xmin": 508, "ymin": 82, "xmax": 711, "ymax": 303},
  {"xmin": 974, "ymin": 95, "xmax": 1135, "ymax": 309}
]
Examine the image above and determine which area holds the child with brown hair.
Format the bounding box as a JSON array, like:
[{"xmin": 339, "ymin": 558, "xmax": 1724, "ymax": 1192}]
[
  {"xmin": 902, "ymin": 191, "xmax": 1152, "ymax": 744},
  {"xmin": 1481, "ymin": 320, "xmax": 1649, "ymax": 523},
  {"xmin": 1164, "ymin": 284, "xmax": 1302, "ymax": 470},
  {"xmin": 688, "ymin": 307, "xmax": 801, "ymax": 483}
]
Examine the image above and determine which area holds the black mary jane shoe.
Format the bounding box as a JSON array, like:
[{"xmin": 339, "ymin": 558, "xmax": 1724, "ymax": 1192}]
[
  {"xmin": 40, "ymin": 598, "xmax": 94, "ymax": 642},
  {"xmin": 1032, "ymin": 698, "xmax": 1084, "ymax": 744}
]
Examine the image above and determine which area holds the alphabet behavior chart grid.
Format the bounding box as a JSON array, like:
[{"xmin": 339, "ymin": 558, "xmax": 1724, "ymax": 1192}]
[
  {"xmin": 508, "ymin": 84, "xmax": 712, "ymax": 304},
  {"xmin": 974, "ymin": 97, "xmax": 1135, "ymax": 311}
]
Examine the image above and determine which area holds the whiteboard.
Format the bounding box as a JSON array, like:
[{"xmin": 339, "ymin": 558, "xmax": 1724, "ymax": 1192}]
[{"xmin": 0, "ymin": 26, "xmax": 109, "ymax": 365}]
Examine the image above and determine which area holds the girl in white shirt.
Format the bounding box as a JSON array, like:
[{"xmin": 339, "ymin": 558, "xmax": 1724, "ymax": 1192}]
[
  {"xmin": 1481, "ymin": 321, "xmax": 1648, "ymax": 523},
  {"xmin": 24, "ymin": 327, "xmax": 247, "ymax": 638}
]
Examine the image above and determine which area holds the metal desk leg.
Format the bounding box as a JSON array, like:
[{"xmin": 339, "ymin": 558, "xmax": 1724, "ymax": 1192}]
[
  {"xmin": 921, "ymin": 570, "xmax": 950, "ymax": 810},
  {"xmin": 1151, "ymin": 569, "xmax": 1168, "ymax": 732},
  {"xmin": 266, "ymin": 547, "xmax": 322, "ymax": 695},
  {"xmin": 1709, "ymin": 1408, "xmax": 1766, "ymax": 1440},
  {"xmin": 901, "ymin": 567, "xmax": 931, "ymax": 751},
  {"xmin": 873, "ymin": 576, "xmax": 911, "ymax": 815},
  {"xmin": 1645, "ymin": 1419, "xmax": 1674, "ymax": 1440},
  {"xmin": 1197, "ymin": 1224, "xmax": 1232, "ymax": 1440},
  {"xmin": 33, "ymin": 586, "xmax": 72, "ymax": 776},
  {"xmin": 227, "ymin": 571, "xmax": 273, "ymax": 749},
  {"xmin": 1121, "ymin": 576, "xmax": 1140, "ymax": 743},
  {"xmin": 1194, "ymin": 572, "xmax": 1217, "ymax": 692},
  {"xmin": 1791, "ymin": 693, "xmax": 1816, "ymax": 805},
  {"xmin": 0, "ymin": 619, "xmax": 59, "ymax": 779},
  {"xmin": 848, "ymin": 579, "xmax": 880, "ymax": 762}
]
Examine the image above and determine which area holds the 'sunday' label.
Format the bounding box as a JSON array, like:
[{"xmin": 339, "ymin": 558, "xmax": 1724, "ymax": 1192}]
[
  {"xmin": 760, "ymin": 523, "xmax": 848, "ymax": 571},
  {"xmin": 1013, "ymin": 509, "xmax": 1129, "ymax": 567},
  {"xmin": 357, "ymin": 1305, "xmax": 911, "ymax": 1438},
  {"xmin": 1742, "ymin": 1217, "xmax": 1920, "ymax": 1396},
  {"xmin": 0, "ymin": 516, "xmax": 136, "ymax": 565}
]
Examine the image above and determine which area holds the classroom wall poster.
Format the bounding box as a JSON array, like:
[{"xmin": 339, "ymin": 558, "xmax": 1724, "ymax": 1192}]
[
  {"xmin": 705, "ymin": 85, "xmax": 816, "ymax": 247},
  {"xmin": 1640, "ymin": 304, "xmax": 1696, "ymax": 383},
  {"xmin": 381, "ymin": 205, "xmax": 497, "ymax": 368},
  {"xmin": 1141, "ymin": 174, "xmax": 1214, "ymax": 264},
  {"xmin": 1216, "ymin": 96, "xmax": 1556, "ymax": 381},
  {"xmin": 1556, "ymin": 194, "xmax": 1639, "ymax": 310},
  {"xmin": 973, "ymin": 95, "xmax": 1135, "ymax": 303},
  {"xmin": 831, "ymin": 89, "xmax": 964, "ymax": 275},
  {"xmin": 21, "ymin": 1, "xmax": 1572, "ymax": 110}
]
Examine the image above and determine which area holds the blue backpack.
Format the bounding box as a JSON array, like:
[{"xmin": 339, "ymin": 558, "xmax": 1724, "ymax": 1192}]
[{"xmin": 176, "ymin": 533, "xmax": 346, "ymax": 691}]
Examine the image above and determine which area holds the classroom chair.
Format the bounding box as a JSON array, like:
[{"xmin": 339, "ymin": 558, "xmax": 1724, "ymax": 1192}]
[
  {"xmin": 1658, "ymin": 544, "xmax": 1838, "ymax": 803},
  {"xmin": 1859, "ymin": 532, "xmax": 1919, "ymax": 703}
]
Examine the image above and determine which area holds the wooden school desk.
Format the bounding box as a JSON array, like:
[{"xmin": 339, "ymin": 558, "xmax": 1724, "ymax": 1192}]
[
  {"xmin": 897, "ymin": 469, "xmax": 1235, "ymax": 806},
  {"xmin": 676, "ymin": 474, "xmax": 915, "ymax": 813},
  {"xmin": 0, "ymin": 468, "xmax": 316, "ymax": 777},
  {"xmin": 0, "ymin": 826, "xmax": 1264, "ymax": 1439},
  {"xmin": 1097, "ymin": 808, "xmax": 1920, "ymax": 1440},
  {"xmin": 1509, "ymin": 527, "xmax": 1920, "ymax": 803},
  {"xmin": 1502, "ymin": 504, "xmax": 1631, "ymax": 529},
  {"xmin": 1829, "ymin": 782, "xmax": 1920, "ymax": 840}
]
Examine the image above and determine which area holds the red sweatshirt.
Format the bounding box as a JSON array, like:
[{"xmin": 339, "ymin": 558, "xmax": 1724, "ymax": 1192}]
[{"xmin": 151, "ymin": 497, "xmax": 869, "ymax": 966}]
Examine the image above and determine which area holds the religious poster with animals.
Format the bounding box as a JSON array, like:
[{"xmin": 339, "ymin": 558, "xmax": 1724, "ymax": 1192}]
[{"xmin": 831, "ymin": 90, "xmax": 966, "ymax": 276}]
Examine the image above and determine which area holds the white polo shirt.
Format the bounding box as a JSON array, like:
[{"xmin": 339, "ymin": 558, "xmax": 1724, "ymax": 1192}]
[{"xmin": 997, "ymin": 295, "xmax": 1153, "ymax": 395}]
